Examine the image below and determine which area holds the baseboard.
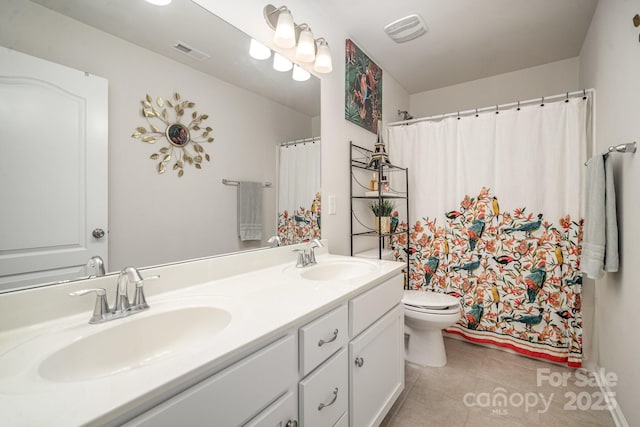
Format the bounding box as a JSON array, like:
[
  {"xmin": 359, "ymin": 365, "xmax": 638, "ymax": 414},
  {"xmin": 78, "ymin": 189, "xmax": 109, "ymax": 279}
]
[{"xmin": 593, "ymin": 367, "xmax": 629, "ymax": 427}]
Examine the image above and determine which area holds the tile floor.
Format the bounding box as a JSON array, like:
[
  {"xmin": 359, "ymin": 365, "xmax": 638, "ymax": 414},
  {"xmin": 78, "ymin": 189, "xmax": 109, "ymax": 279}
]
[{"xmin": 380, "ymin": 337, "xmax": 615, "ymax": 427}]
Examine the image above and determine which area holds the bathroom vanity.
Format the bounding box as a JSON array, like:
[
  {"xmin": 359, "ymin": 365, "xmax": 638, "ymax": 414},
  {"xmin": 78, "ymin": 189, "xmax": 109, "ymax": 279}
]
[{"xmin": 0, "ymin": 244, "xmax": 404, "ymax": 426}]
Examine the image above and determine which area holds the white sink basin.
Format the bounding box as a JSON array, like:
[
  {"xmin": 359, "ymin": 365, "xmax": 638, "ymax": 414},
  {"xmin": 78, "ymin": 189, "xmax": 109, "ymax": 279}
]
[
  {"xmin": 299, "ymin": 259, "xmax": 378, "ymax": 281},
  {"xmin": 38, "ymin": 305, "xmax": 231, "ymax": 382}
]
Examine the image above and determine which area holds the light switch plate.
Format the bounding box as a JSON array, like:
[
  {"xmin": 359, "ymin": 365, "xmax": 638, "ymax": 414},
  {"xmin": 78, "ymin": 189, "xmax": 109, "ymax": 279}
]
[{"xmin": 328, "ymin": 195, "xmax": 336, "ymax": 215}]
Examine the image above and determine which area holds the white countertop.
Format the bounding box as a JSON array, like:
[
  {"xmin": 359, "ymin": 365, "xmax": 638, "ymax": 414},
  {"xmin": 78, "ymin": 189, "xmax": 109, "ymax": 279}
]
[{"xmin": 0, "ymin": 251, "xmax": 404, "ymax": 426}]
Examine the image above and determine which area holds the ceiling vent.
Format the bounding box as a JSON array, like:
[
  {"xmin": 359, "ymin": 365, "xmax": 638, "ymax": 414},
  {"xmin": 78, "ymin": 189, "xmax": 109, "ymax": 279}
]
[
  {"xmin": 171, "ymin": 41, "xmax": 210, "ymax": 61},
  {"xmin": 384, "ymin": 14, "xmax": 428, "ymax": 43}
]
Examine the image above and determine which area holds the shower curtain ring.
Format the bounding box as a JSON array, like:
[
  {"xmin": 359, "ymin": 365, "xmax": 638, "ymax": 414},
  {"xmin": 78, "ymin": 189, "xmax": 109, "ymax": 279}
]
[
  {"xmin": 495, "ymin": 105, "xmax": 499, "ymax": 114},
  {"xmin": 475, "ymin": 108, "xmax": 479, "ymax": 118},
  {"xmin": 517, "ymin": 101, "xmax": 520, "ymax": 111},
  {"xmin": 583, "ymin": 89, "xmax": 587, "ymax": 100},
  {"xmin": 565, "ymin": 92, "xmax": 569, "ymax": 103},
  {"xmin": 457, "ymin": 112, "xmax": 460, "ymax": 120},
  {"xmin": 541, "ymin": 96, "xmax": 545, "ymax": 107}
]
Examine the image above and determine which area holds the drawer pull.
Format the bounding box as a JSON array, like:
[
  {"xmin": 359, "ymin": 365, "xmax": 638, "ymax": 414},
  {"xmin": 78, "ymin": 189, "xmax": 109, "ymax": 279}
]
[
  {"xmin": 318, "ymin": 329, "xmax": 339, "ymax": 347},
  {"xmin": 317, "ymin": 387, "xmax": 339, "ymax": 411},
  {"xmin": 285, "ymin": 420, "xmax": 298, "ymax": 427},
  {"xmin": 355, "ymin": 356, "xmax": 364, "ymax": 367}
]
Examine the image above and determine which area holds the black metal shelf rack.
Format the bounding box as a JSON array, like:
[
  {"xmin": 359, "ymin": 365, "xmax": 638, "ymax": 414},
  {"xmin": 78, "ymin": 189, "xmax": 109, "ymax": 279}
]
[{"xmin": 349, "ymin": 142, "xmax": 410, "ymax": 285}]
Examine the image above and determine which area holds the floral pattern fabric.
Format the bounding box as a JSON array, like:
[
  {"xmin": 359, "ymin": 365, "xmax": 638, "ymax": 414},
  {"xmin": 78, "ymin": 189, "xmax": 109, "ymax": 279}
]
[
  {"xmin": 392, "ymin": 187, "xmax": 584, "ymax": 367},
  {"xmin": 277, "ymin": 193, "xmax": 321, "ymax": 245}
]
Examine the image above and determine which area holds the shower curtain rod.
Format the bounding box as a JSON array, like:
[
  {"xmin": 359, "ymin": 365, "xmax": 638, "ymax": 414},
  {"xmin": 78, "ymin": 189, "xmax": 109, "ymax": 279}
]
[
  {"xmin": 280, "ymin": 136, "xmax": 320, "ymax": 147},
  {"xmin": 388, "ymin": 89, "xmax": 594, "ymax": 127}
]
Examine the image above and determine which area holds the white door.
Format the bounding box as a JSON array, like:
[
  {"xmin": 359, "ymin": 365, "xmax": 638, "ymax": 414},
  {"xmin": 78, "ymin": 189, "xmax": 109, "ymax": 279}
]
[{"xmin": 0, "ymin": 47, "xmax": 108, "ymax": 291}]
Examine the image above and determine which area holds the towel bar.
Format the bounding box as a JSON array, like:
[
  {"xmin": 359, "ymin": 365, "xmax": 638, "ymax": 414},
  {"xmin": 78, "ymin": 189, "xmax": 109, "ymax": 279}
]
[
  {"xmin": 584, "ymin": 141, "xmax": 636, "ymax": 165},
  {"xmin": 222, "ymin": 178, "xmax": 272, "ymax": 188}
]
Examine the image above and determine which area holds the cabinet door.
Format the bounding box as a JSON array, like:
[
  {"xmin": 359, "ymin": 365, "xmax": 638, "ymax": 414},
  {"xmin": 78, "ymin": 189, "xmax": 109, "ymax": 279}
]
[
  {"xmin": 244, "ymin": 391, "xmax": 297, "ymax": 427},
  {"xmin": 349, "ymin": 304, "xmax": 404, "ymax": 427}
]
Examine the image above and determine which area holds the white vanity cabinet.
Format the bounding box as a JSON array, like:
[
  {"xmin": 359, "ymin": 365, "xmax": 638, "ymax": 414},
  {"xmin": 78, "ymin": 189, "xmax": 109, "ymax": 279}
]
[{"xmin": 126, "ymin": 273, "xmax": 404, "ymax": 427}]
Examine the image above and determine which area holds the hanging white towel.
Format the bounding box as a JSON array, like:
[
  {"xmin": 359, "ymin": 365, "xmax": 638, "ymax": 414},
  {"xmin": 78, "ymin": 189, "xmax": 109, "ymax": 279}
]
[
  {"xmin": 237, "ymin": 181, "xmax": 262, "ymax": 241},
  {"xmin": 581, "ymin": 155, "xmax": 619, "ymax": 279}
]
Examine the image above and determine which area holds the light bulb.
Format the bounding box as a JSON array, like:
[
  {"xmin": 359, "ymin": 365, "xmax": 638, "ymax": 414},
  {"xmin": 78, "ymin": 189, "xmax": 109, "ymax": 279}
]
[
  {"xmin": 273, "ymin": 53, "xmax": 293, "ymax": 72},
  {"xmin": 314, "ymin": 40, "xmax": 332, "ymax": 73},
  {"xmin": 249, "ymin": 39, "xmax": 271, "ymax": 60},
  {"xmin": 295, "ymin": 26, "xmax": 316, "ymax": 62},
  {"xmin": 273, "ymin": 8, "xmax": 296, "ymax": 48},
  {"xmin": 292, "ymin": 65, "xmax": 311, "ymax": 81},
  {"xmin": 144, "ymin": 0, "xmax": 172, "ymax": 5}
]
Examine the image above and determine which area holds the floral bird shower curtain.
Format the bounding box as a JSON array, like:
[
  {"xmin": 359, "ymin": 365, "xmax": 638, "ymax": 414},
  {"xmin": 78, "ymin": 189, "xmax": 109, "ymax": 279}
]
[{"xmin": 389, "ymin": 99, "xmax": 588, "ymax": 367}]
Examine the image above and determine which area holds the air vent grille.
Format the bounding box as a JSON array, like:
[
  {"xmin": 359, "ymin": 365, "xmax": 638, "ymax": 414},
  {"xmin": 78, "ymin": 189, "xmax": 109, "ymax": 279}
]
[
  {"xmin": 171, "ymin": 41, "xmax": 210, "ymax": 61},
  {"xmin": 384, "ymin": 14, "xmax": 428, "ymax": 43}
]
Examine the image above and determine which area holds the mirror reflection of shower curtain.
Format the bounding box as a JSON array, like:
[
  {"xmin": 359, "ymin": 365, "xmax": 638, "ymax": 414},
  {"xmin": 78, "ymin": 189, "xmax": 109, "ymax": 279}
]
[
  {"xmin": 277, "ymin": 139, "xmax": 321, "ymax": 244},
  {"xmin": 278, "ymin": 140, "xmax": 321, "ymax": 214}
]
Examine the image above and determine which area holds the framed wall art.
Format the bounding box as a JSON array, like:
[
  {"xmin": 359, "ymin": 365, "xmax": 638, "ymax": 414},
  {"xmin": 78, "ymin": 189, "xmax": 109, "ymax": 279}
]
[{"xmin": 345, "ymin": 39, "xmax": 382, "ymax": 134}]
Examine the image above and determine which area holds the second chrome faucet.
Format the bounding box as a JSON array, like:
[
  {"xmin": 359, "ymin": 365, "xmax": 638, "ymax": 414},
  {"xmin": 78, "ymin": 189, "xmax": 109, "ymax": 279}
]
[
  {"xmin": 294, "ymin": 239, "xmax": 324, "ymax": 268},
  {"xmin": 70, "ymin": 266, "xmax": 159, "ymax": 324}
]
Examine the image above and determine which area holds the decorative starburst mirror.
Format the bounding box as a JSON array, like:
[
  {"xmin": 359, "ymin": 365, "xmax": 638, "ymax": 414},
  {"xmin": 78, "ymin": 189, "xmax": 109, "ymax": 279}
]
[{"xmin": 131, "ymin": 92, "xmax": 214, "ymax": 177}]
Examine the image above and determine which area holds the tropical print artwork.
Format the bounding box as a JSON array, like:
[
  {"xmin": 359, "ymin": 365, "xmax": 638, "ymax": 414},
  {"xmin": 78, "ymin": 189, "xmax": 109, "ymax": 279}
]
[
  {"xmin": 345, "ymin": 39, "xmax": 382, "ymax": 134},
  {"xmin": 391, "ymin": 187, "xmax": 584, "ymax": 367},
  {"xmin": 277, "ymin": 193, "xmax": 321, "ymax": 245}
]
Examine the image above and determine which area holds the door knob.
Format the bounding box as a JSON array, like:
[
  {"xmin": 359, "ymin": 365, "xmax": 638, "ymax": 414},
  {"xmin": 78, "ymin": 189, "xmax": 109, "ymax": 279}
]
[
  {"xmin": 355, "ymin": 356, "xmax": 364, "ymax": 367},
  {"xmin": 92, "ymin": 228, "xmax": 105, "ymax": 239}
]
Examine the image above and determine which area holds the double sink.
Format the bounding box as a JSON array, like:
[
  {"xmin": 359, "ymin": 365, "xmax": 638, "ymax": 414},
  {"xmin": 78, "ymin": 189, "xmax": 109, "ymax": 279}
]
[{"xmin": 0, "ymin": 257, "xmax": 378, "ymax": 386}]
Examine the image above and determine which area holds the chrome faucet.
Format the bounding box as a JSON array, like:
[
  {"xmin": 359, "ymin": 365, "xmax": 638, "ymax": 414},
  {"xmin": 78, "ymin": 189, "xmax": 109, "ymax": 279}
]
[
  {"xmin": 268, "ymin": 235, "xmax": 282, "ymax": 248},
  {"xmin": 113, "ymin": 266, "xmax": 145, "ymax": 314},
  {"xmin": 294, "ymin": 239, "xmax": 324, "ymax": 268},
  {"xmin": 70, "ymin": 266, "xmax": 158, "ymax": 324},
  {"xmin": 87, "ymin": 255, "xmax": 106, "ymax": 278}
]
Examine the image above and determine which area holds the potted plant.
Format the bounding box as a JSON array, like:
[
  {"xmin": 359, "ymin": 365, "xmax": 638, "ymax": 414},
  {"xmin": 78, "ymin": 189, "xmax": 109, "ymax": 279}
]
[{"xmin": 369, "ymin": 200, "xmax": 395, "ymax": 234}]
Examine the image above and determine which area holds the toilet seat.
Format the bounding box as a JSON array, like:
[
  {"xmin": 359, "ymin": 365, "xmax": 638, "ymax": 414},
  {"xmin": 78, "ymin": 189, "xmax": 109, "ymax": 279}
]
[{"xmin": 403, "ymin": 290, "xmax": 460, "ymax": 315}]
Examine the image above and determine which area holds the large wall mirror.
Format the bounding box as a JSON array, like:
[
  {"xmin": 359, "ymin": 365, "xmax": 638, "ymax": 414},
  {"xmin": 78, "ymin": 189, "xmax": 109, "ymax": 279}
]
[{"xmin": 0, "ymin": 0, "xmax": 320, "ymax": 292}]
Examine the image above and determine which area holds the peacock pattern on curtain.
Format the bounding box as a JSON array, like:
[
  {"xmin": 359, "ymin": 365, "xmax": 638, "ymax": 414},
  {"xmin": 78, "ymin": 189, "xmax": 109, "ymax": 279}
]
[
  {"xmin": 392, "ymin": 187, "xmax": 584, "ymax": 367},
  {"xmin": 388, "ymin": 98, "xmax": 589, "ymax": 367}
]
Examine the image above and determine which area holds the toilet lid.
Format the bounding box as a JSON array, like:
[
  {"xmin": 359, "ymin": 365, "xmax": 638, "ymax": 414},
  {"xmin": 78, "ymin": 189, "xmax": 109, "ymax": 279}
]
[{"xmin": 403, "ymin": 290, "xmax": 459, "ymax": 310}]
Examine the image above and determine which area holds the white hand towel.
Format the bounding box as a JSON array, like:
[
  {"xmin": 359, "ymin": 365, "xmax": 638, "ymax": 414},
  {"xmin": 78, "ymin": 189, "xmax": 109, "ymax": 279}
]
[
  {"xmin": 581, "ymin": 155, "xmax": 619, "ymax": 279},
  {"xmin": 237, "ymin": 181, "xmax": 262, "ymax": 241}
]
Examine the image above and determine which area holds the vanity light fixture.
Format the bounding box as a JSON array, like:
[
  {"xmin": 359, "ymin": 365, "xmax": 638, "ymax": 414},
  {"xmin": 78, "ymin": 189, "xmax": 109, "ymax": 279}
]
[
  {"xmin": 273, "ymin": 52, "xmax": 293, "ymax": 72},
  {"xmin": 292, "ymin": 64, "xmax": 311, "ymax": 81},
  {"xmin": 295, "ymin": 24, "xmax": 316, "ymax": 62},
  {"xmin": 314, "ymin": 38, "xmax": 333, "ymax": 73},
  {"xmin": 271, "ymin": 7, "xmax": 296, "ymax": 48},
  {"xmin": 263, "ymin": 4, "xmax": 333, "ymax": 73},
  {"xmin": 144, "ymin": 0, "xmax": 172, "ymax": 5},
  {"xmin": 249, "ymin": 38, "xmax": 271, "ymax": 60}
]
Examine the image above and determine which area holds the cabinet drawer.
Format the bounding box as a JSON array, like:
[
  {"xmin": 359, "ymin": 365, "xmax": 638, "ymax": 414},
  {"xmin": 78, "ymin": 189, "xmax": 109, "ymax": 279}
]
[
  {"xmin": 300, "ymin": 304, "xmax": 348, "ymax": 376},
  {"xmin": 299, "ymin": 348, "xmax": 348, "ymax": 427},
  {"xmin": 244, "ymin": 391, "xmax": 297, "ymax": 427},
  {"xmin": 349, "ymin": 274, "xmax": 403, "ymax": 337},
  {"xmin": 129, "ymin": 335, "xmax": 297, "ymax": 427}
]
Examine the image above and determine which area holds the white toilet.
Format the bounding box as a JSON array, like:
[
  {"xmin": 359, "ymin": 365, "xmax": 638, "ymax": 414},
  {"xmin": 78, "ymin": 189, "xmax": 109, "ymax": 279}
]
[{"xmin": 403, "ymin": 290, "xmax": 461, "ymax": 367}]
